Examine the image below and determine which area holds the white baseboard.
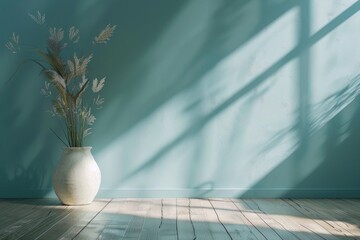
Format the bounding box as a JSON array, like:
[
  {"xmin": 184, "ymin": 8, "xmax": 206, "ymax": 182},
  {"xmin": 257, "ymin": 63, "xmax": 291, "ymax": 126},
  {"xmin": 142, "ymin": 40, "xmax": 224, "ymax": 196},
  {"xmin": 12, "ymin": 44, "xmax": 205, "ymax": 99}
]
[
  {"xmin": 1, "ymin": 188, "xmax": 360, "ymax": 198},
  {"xmin": 96, "ymin": 188, "xmax": 360, "ymax": 198}
]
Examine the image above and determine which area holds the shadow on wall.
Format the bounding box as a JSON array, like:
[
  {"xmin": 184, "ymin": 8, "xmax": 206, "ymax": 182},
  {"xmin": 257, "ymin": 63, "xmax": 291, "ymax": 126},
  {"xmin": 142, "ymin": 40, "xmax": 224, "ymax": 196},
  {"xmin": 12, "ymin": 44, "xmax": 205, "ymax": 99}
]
[
  {"xmin": 1, "ymin": 0, "xmax": 360, "ymax": 197},
  {"xmin": 242, "ymin": 74, "xmax": 360, "ymax": 198},
  {"xmin": 240, "ymin": 0, "xmax": 360, "ymax": 198},
  {"xmin": 0, "ymin": 0, "xmax": 297, "ymax": 197},
  {"xmin": 0, "ymin": 68, "xmax": 59, "ymax": 197},
  {"xmin": 101, "ymin": 0, "xmax": 360, "ymax": 197},
  {"xmin": 94, "ymin": 0, "xmax": 296, "ymax": 148},
  {"xmin": 0, "ymin": 0, "xmax": 60, "ymax": 197},
  {"xmin": 0, "ymin": 0, "xmax": 193, "ymax": 197},
  {"xmin": 96, "ymin": 0, "xmax": 300, "ymax": 192}
]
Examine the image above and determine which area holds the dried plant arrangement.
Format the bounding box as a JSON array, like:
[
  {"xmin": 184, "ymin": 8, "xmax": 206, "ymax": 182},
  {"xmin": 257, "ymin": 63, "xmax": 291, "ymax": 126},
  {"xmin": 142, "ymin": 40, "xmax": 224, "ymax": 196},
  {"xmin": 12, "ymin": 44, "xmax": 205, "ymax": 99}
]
[{"xmin": 6, "ymin": 10, "xmax": 116, "ymax": 147}]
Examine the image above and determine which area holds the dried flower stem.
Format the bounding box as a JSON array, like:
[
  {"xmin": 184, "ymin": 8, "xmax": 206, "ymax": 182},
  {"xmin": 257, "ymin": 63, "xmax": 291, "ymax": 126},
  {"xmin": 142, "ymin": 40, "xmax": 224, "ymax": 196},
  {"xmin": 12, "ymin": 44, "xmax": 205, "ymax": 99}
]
[{"xmin": 7, "ymin": 13, "xmax": 116, "ymax": 147}]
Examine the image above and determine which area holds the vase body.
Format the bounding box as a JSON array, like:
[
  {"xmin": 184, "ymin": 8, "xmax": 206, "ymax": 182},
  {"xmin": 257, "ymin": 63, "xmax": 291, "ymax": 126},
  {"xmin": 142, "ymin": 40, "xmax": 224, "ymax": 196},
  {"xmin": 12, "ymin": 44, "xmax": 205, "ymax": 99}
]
[{"xmin": 52, "ymin": 147, "xmax": 101, "ymax": 205}]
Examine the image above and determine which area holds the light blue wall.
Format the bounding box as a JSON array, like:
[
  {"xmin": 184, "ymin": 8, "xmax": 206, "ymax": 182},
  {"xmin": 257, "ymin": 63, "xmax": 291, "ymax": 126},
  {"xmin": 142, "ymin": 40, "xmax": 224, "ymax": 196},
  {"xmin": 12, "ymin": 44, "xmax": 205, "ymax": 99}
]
[{"xmin": 1, "ymin": 0, "xmax": 360, "ymax": 198}]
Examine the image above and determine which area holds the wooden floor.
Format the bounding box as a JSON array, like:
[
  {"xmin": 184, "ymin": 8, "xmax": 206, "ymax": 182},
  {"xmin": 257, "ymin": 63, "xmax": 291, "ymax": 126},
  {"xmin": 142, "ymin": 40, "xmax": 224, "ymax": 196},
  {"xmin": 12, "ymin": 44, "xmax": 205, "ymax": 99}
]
[{"xmin": 0, "ymin": 199, "xmax": 359, "ymax": 239}]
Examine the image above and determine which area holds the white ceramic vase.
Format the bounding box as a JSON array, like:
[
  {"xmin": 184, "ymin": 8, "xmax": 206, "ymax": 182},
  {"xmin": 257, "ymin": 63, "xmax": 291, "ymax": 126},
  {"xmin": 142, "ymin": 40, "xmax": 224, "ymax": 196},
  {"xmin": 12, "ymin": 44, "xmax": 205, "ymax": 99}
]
[{"xmin": 52, "ymin": 147, "xmax": 101, "ymax": 205}]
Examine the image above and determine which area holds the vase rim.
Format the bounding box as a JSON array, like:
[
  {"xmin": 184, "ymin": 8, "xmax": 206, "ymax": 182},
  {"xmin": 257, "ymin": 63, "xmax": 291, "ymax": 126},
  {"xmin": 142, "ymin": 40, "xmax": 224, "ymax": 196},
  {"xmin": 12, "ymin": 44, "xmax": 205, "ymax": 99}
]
[{"xmin": 63, "ymin": 146, "xmax": 92, "ymax": 150}]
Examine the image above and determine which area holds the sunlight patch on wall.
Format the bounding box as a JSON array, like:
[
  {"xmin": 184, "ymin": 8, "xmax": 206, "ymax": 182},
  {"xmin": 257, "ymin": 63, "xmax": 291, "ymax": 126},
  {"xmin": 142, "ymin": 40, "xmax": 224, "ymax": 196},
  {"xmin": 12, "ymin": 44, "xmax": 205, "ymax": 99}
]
[
  {"xmin": 212, "ymin": 6, "xmax": 299, "ymax": 94},
  {"xmin": 310, "ymin": 0, "xmax": 357, "ymax": 35},
  {"xmin": 197, "ymin": 7, "xmax": 299, "ymax": 188},
  {"xmin": 205, "ymin": 59, "xmax": 298, "ymax": 189},
  {"xmin": 96, "ymin": 6, "xmax": 299, "ymax": 189},
  {"xmin": 310, "ymin": 0, "xmax": 360, "ymax": 130},
  {"xmin": 84, "ymin": 1, "xmax": 360, "ymax": 194}
]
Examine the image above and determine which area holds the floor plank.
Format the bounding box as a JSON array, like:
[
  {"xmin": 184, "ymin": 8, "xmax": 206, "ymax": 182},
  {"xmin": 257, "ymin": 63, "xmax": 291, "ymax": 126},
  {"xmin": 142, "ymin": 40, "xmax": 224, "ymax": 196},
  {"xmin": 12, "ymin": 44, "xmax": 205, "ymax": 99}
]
[
  {"xmin": 158, "ymin": 198, "xmax": 177, "ymax": 240},
  {"xmin": 138, "ymin": 199, "xmax": 162, "ymax": 240},
  {"xmin": 248, "ymin": 199, "xmax": 337, "ymax": 240},
  {"xmin": 190, "ymin": 198, "xmax": 228, "ymax": 240},
  {"xmin": 176, "ymin": 198, "xmax": 196, "ymax": 240},
  {"xmin": 0, "ymin": 200, "xmax": 71, "ymax": 239},
  {"xmin": 343, "ymin": 199, "xmax": 360, "ymax": 210},
  {"xmin": 73, "ymin": 198, "xmax": 143, "ymax": 239},
  {"xmin": 304, "ymin": 199, "xmax": 360, "ymax": 237},
  {"xmin": 285, "ymin": 199, "xmax": 356, "ymax": 240},
  {"xmin": 119, "ymin": 199, "xmax": 150, "ymax": 239},
  {"xmin": 328, "ymin": 199, "xmax": 360, "ymax": 221},
  {"xmin": 36, "ymin": 199, "xmax": 110, "ymax": 240},
  {"xmin": 0, "ymin": 198, "xmax": 359, "ymax": 239},
  {"xmin": 0, "ymin": 199, "xmax": 61, "ymax": 229},
  {"xmin": 232, "ymin": 199, "xmax": 283, "ymax": 240},
  {"xmin": 209, "ymin": 198, "xmax": 266, "ymax": 240},
  {"xmin": 0, "ymin": 199, "xmax": 41, "ymax": 231},
  {"xmin": 95, "ymin": 199, "xmax": 137, "ymax": 240}
]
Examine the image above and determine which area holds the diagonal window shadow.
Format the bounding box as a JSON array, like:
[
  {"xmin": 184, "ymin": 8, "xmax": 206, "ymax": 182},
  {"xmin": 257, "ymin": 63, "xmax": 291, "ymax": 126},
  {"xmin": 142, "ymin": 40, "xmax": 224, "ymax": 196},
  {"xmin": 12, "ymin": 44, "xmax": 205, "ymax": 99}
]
[{"xmin": 121, "ymin": 0, "xmax": 360, "ymax": 183}]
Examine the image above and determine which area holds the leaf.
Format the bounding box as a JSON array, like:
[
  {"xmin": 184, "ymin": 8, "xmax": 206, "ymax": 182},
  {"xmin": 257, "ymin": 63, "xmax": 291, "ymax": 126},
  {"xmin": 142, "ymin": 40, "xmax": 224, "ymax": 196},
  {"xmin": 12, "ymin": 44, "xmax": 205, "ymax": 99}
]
[
  {"xmin": 49, "ymin": 27, "xmax": 64, "ymax": 42},
  {"xmin": 83, "ymin": 128, "xmax": 92, "ymax": 137},
  {"xmin": 28, "ymin": 11, "xmax": 45, "ymax": 25},
  {"xmin": 67, "ymin": 59, "xmax": 75, "ymax": 77},
  {"xmin": 44, "ymin": 69, "xmax": 66, "ymax": 89},
  {"xmin": 94, "ymin": 24, "xmax": 116, "ymax": 44},
  {"xmin": 92, "ymin": 77, "xmax": 105, "ymax": 93},
  {"xmin": 93, "ymin": 95, "xmax": 104, "ymax": 109},
  {"xmin": 51, "ymin": 98, "xmax": 65, "ymax": 117},
  {"xmin": 70, "ymin": 53, "xmax": 92, "ymax": 77},
  {"xmin": 80, "ymin": 54, "xmax": 92, "ymax": 74},
  {"xmin": 48, "ymin": 39, "xmax": 61, "ymax": 55},
  {"xmin": 36, "ymin": 49, "xmax": 66, "ymax": 78},
  {"xmin": 86, "ymin": 113, "xmax": 96, "ymax": 125},
  {"xmin": 11, "ymin": 32, "xmax": 19, "ymax": 44},
  {"xmin": 5, "ymin": 42, "xmax": 16, "ymax": 53},
  {"xmin": 40, "ymin": 81, "xmax": 51, "ymax": 97},
  {"xmin": 42, "ymin": 69, "xmax": 67, "ymax": 100},
  {"xmin": 73, "ymin": 53, "xmax": 80, "ymax": 72},
  {"xmin": 69, "ymin": 26, "xmax": 80, "ymax": 43},
  {"xmin": 5, "ymin": 32, "xmax": 20, "ymax": 53}
]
